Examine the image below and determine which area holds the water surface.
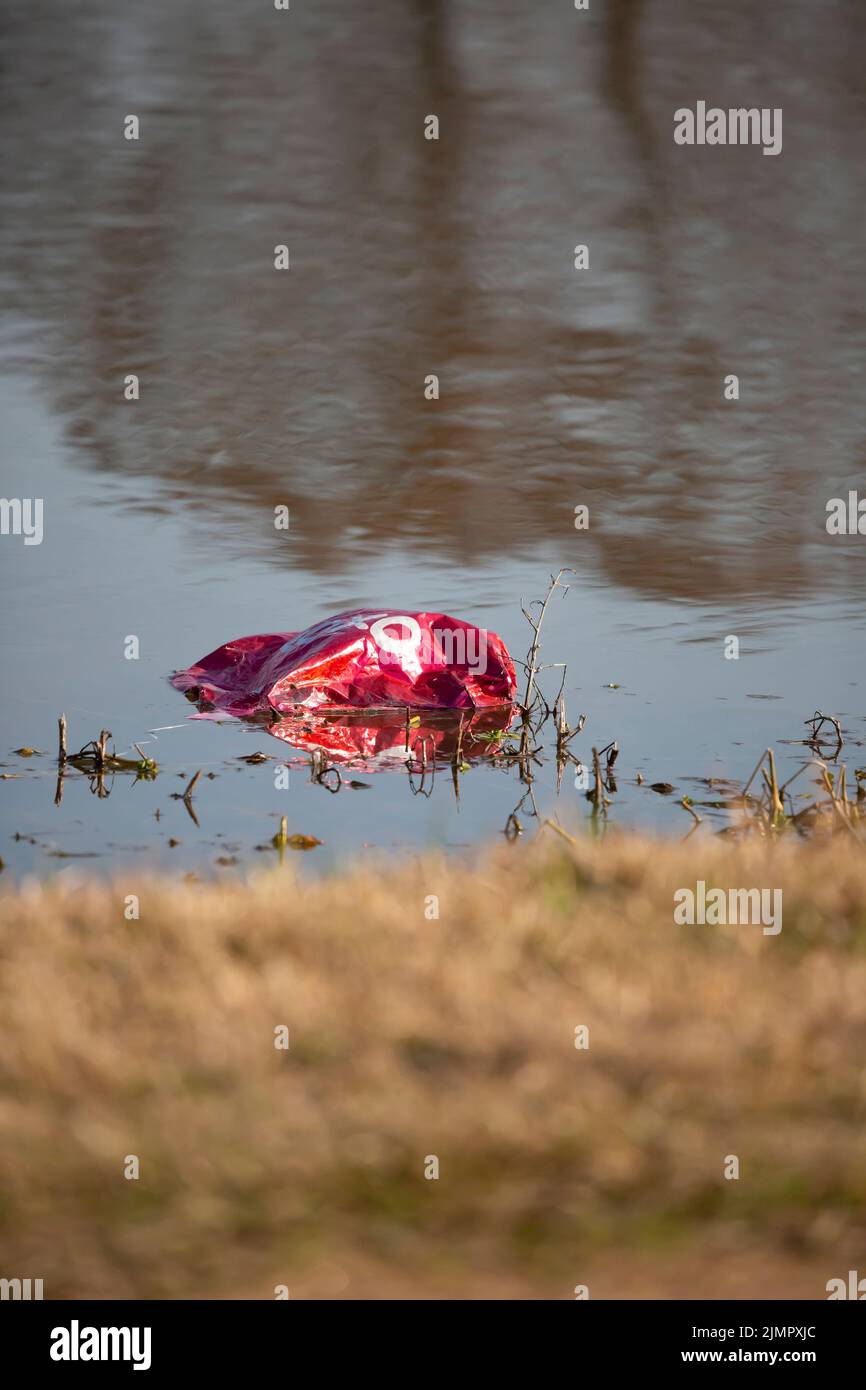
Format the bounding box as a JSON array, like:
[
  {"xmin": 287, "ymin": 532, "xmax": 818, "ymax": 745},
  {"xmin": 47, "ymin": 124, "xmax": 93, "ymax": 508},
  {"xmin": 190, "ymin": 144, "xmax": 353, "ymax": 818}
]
[{"xmin": 1, "ymin": 0, "xmax": 864, "ymax": 879}]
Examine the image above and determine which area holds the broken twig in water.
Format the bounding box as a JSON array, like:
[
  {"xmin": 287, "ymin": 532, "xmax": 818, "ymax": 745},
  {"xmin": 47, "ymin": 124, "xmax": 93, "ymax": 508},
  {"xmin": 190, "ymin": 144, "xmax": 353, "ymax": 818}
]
[
  {"xmin": 182, "ymin": 769, "xmax": 201, "ymax": 801},
  {"xmin": 804, "ymin": 710, "xmax": 843, "ymax": 758},
  {"xmin": 520, "ymin": 568, "xmax": 575, "ymax": 716}
]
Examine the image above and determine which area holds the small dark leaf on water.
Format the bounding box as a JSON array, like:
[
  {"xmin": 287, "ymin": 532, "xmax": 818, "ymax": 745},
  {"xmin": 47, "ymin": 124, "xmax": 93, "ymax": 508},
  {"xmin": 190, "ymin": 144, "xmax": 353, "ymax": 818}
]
[
  {"xmin": 347, "ymin": 780, "xmax": 371, "ymax": 789},
  {"xmin": 650, "ymin": 782, "xmax": 675, "ymax": 794},
  {"xmin": 168, "ymin": 838, "xmax": 180, "ymax": 847},
  {"xmin": 215, "ymin": 856, "xmax": 237, "ymax": 866},
  {"xmin": 604, "ymin": 684, "xmax": 621, "ymax": 690},
  {"xmin": 13, "ymin": 747, "xmax": 38, "ymax": 756},
  {"xmin": 238, "ymin": 752, "xmax": 270, "ymax": 764}
]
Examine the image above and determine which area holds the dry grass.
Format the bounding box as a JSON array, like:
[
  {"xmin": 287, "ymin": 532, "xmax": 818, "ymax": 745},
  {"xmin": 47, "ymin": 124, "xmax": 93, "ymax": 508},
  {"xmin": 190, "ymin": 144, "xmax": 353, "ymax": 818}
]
[{"xmin": 1, "ymin": 833, "xmax": 866, "ymax": 1300}]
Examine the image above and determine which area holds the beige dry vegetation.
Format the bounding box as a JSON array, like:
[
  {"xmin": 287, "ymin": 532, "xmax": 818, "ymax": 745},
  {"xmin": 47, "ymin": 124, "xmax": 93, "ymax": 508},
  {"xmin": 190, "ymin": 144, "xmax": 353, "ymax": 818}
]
[{"xmin": 1, "ymin": 832, "xmax": 865, "ymax": 1300}]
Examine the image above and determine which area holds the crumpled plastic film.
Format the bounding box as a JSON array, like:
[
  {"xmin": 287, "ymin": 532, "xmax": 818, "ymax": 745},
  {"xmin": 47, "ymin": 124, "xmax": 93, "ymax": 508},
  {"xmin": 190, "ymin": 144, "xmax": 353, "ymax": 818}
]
[{"xmin": 171, "ymin": 608, "xmax": 516, "ymax": 716}]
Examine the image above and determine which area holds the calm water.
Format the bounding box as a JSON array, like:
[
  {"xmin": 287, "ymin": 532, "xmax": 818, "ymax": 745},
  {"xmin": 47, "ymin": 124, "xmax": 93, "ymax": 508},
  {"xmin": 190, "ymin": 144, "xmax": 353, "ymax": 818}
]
[{"xmin": 1, "ymin": 0, "xmax": 864, "ymax": 880}]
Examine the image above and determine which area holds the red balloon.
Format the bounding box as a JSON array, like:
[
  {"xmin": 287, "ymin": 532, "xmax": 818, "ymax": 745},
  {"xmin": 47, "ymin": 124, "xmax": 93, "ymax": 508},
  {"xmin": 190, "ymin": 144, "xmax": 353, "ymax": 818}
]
[{"xmin": 171, "ymin": 608, "xmax": 516, "ymax": 716}]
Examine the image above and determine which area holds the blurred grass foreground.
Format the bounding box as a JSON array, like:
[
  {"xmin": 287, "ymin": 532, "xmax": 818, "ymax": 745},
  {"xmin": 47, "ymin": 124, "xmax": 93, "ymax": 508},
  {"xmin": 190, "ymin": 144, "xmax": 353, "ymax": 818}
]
[{"xmin": 2, "ymin": 833, "xmax": 865, "ymax": 1300}]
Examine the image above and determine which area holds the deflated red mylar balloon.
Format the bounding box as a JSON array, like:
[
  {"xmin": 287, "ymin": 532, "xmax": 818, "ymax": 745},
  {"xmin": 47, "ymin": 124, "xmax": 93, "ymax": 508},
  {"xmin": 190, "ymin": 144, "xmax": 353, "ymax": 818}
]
[{"xmin": 171, "ymin": 609, "xmax": 516, "ymax": 717}]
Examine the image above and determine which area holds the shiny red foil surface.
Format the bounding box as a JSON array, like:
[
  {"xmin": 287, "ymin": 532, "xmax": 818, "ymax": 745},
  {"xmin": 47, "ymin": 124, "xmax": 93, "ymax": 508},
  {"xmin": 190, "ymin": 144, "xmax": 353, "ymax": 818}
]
[
  {"xmin": 171, "ymin": 608, "xmax": 516, "ymax": 716},
  {"xmin": 269, "ymin": 707, "xmax": 515, "ymax": 769}
]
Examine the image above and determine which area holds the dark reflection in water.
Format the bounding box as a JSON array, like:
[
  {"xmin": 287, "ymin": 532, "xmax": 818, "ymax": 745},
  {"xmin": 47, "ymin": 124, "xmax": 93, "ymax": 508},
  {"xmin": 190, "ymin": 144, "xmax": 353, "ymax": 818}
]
[{"xmin": 2, "ymin": 0, "xmax": 865, "ymax": 606}]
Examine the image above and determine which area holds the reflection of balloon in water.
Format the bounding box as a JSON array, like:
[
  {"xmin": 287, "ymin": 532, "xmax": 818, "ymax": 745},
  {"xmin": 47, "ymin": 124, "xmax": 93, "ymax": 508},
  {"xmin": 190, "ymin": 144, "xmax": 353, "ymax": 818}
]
[{"xmin": 267, "ymin": 708, "xmax": 517, "ymax": 770}]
